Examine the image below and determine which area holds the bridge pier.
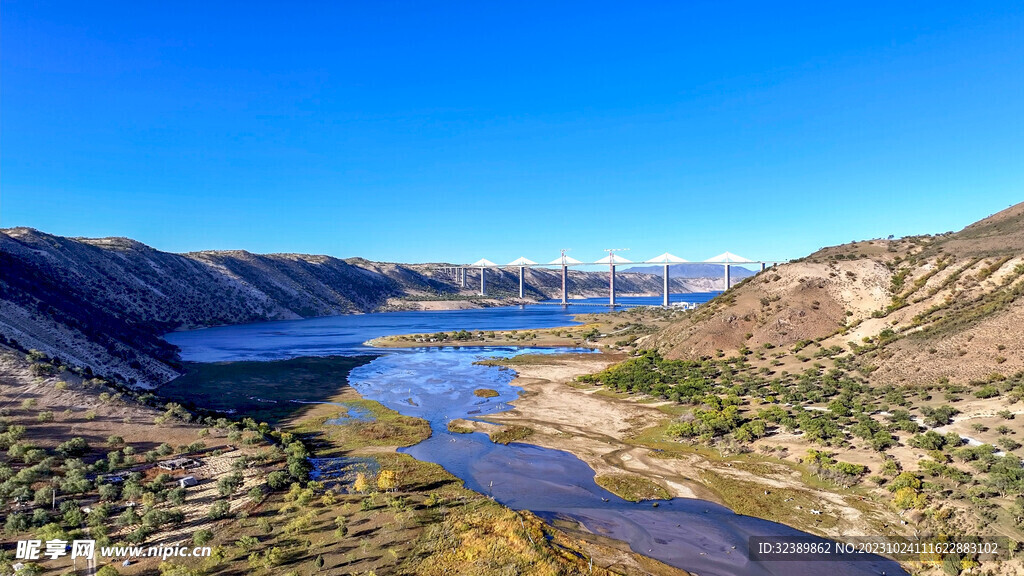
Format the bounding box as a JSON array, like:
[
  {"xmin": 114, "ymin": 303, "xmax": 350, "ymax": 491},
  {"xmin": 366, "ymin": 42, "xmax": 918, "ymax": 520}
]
[
  {"xmin": 609, "ymin": 264, "xmax": 617, "ymax": 306},
  {"xmin": 460, "ymin": 268, "xmax": 466, "ymax": 288},
  {"xmin": 561, "ymin": 266, "xmax": 568, "ymax": 305},
  {"xmin": 724, "ymin": 264, "xmax": 731, "ymax": 291},
  {"xmin": 480, "ymin": 267, "xmax": 486, "ymax": 296},
  {"xmin": 518, "ymin": 266, "xmax": 525, "ymax": 298},
  {"xmin": 663, "ymin": 263, "xmax": 670, "ymax": 307},
  {"xmin": 761, "ymin": 262, "xmax": 766, "ymax": 272}
]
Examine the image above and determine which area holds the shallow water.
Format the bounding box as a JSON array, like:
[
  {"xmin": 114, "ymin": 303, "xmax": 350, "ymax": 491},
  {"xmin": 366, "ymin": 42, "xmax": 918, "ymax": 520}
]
[
  {"xmin": 166, "ymin": 306, "xmax": 907, "ymax": 576},
  {"xmin": 309, "ymin": 456, "xmax": 379, "ymax": 482},
  {"xmin": 352, "ymin": 347, "xmax": 906, "ymax": 576},
  {"xmin": 323, "ymin": 405, "xmax": 375, "ymax": 424}
]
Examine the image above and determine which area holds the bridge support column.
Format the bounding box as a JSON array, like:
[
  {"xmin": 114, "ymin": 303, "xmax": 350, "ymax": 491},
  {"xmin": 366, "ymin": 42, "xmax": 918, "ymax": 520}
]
[
  {"xmin": 518, "ymin": 266, "xmax": 525, "ymax": 299},
  {"xmin": 761, "ymin": 262, "xmax": 766, "ymax": 272},
  {"xmin": 480, "ymin": 267, "xmax": 486, "ymax": 296},
  {"xmin": 460, "ymin": 268, "xmax": 466, "ymax": 288},
  {"xmin": 663, "ymin": 263, "xmax": 670, "ymax": 307},
  {"xmin": 724, "ymin": 264, "xmax": 731, "ymax": 291},
  {"xmin": 561, "ymin": 266, "xmax": 567, "ymax": 305},
  {"xmin": 609, "ymin": 264, "xmax": 616, "ymax": 306}
]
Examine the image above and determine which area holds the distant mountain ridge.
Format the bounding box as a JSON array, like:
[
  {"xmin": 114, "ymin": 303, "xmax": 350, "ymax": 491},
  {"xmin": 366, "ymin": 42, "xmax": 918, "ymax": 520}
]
[
  {"xmin": 623, "ymin": 263, "xmax": 757, "ymax": 279},
  {"xmin": 0, "ymin": 228, "xmax": 724, "ymax": 387}
]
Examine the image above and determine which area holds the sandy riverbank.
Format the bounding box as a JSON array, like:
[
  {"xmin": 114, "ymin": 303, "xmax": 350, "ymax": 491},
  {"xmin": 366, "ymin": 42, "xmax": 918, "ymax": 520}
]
[{"xmin": 471, "ymin": 352, "xmax": 906, "ymax": 542}]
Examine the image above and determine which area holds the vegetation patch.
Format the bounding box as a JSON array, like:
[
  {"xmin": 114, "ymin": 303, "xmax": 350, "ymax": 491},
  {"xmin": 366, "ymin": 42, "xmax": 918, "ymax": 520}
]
[
  {"xmin": 489, "ymin": 425, "xmax": 534, "ymax": 445},
  {"xmin": 446, "ymin": 419, "xmax": 474, "ymax": 434},
  {"xmin": 160, "ymin": 355, "xmax": 377, "ymax": 425},
  {"xmin": 700, "ymin": 468, "xmax": 843, "ymax": 531},
  {"xmin": 594, "ymin": 474, "xmax": 671, "ymax": 502},
  {"xmin": 476, "ymin": 352, "xmax": 582, "ymax": 366},
  {"xmin": 293, "ymin": 399, "xmax": 431, "ymax": 454}
]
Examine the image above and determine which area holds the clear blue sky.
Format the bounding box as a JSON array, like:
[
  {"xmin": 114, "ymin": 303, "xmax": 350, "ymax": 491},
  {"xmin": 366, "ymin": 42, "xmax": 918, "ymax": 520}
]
[{"xmin": 2, "ymin": 2, "xmax": 1022, "ymax": 264}]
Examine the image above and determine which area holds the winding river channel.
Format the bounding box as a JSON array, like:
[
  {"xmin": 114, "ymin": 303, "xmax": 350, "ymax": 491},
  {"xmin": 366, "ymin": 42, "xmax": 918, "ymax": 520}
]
[{"xmin": 166, "ymin": 303, "xmax": 908, "ymax": 576}]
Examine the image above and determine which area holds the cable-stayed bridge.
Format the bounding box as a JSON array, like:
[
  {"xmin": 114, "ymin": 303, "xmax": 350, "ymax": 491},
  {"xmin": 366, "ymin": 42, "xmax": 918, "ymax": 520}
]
[{"xmin": 436, "ymin": 250, "xmax": 785, "ymax": 307}]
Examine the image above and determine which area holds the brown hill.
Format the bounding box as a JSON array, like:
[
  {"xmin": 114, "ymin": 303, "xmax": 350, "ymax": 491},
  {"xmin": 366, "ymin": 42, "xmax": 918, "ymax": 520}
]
[
  {"xmin": 0, "ymin": 228, "xmax": 716, "ymax": 387},
  {"xmin": 647, "ymin": 201, "xmax": 1024, "ymax": 385}
]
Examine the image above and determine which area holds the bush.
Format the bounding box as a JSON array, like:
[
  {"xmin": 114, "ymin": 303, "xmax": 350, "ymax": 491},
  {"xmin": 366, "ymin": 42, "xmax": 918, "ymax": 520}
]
[
  {"xmin": 975, "ymin": 385, "xmax": 999, "ymax": 399},
  {"xmin": 193, "ymin": 529, "xmax": 213, "ymax": 546},
  {"xmin": 267, "ymin": 471, "xmax": 289, "ymax": 490},
  {"xmin": 207, "ymin": 501, "xmax": 230, "ymax": 520},
  {"xmin": 871, "ymin": 430, "xmax": 896, "ymax": 451},
  {"xmin": 4, "ymin": 512, "xmax": 29, "ymax": 534},
  {"xmin": 217, "ymin": 472, "xmax": 244, "ymax": 496},
  {"xmin": 56, "ymin": 437, "xmax": 90, "ymax": 457},
  {"xmin": 29, "ymin": 363, "xmax": 56, "ymax": 377},
  {"xmin": 921, "ymin": 405, "xmax": 959, "ymax": 427}
]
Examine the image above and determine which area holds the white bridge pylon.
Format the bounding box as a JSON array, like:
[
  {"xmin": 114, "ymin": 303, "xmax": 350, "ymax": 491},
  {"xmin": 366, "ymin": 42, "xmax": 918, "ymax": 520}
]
[
  {"xmin": 448, "ymin": 251, "xmax": 781, "ymax": 306},
  {"xmin": 647, "ymin": 253, "xmax": 689, "ymax": 307},
  {"xmin": 703, "ymin": 251, "xmax": 761, "ymax": 295},
  {"xmin": 596, "ymin": 250, "xmax": 632, "ymax": 306},
  {"xmin": 470, "ymin": 259, "xmax": 497, "ymax": 296},
  {"xmin": 549, "ymin": 251, "xmax": 582, "ymax": 304},
  {"xmin": 507, "ymin": 257, "xmax": 537, "ymax": 298}
]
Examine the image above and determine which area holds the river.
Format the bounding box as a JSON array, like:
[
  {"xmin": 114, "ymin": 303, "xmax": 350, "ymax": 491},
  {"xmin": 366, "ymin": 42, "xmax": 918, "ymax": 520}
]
[{"xmin": 165, "ymin": 300, "xmax": 907, "ymax": 576}]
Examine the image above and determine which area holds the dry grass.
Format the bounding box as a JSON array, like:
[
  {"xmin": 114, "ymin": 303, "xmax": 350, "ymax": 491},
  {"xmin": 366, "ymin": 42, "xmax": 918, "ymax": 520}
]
[
  {"xmin": 489, "ymin": 425, "xmax": 534, "ymax": 445},
  {"xmin": 594, "ymin": 473, "xmax": 671, "ymax": 502}
]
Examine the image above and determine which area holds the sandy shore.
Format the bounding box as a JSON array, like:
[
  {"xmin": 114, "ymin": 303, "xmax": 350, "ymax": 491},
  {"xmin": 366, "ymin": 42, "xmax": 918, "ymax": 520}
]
[
  {"xmin": 477, "ymin": 353, "xmax": 905, "ymax": 541},
  {"xmin": 484, "ymin": 354, "xmax": 716, "ymax": 501}
]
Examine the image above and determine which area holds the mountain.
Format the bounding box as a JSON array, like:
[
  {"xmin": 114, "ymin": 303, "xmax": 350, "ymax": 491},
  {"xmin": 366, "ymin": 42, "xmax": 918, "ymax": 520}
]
[
  {"xmin": 429, "ymin": 266, "xmax": 720, "ymax": 301},
  {"xmin": 0, "ymin": 228, "xmax": 721, "ymax": 387},
  {"xmin": 646, "ymin": 201, "xmax": 1024, "ymax": 385},
  {"xmin": 623, "ymin": 263, "xmax": 757, "ymax": 279}
]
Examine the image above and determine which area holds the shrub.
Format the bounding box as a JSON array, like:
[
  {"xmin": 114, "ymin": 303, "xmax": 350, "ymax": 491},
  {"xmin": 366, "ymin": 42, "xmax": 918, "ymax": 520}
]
[
  {"xmin": 975, "ymin": 385, "xmax": 999, "ymax": 399},
  {"xmin": 207, "ymin": 501, "xmax": 230, "ymax": 520},
  {"xmin": 56, "ymin": 437, "xmax": 90, "ymax": 457},
  {"xmin": 193, "ymin": 529, "xmax": 213, "ymax": 546}
]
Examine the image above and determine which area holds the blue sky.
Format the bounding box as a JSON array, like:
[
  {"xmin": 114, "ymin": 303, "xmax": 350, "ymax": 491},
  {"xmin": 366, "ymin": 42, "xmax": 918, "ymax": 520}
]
[{"xmin": 2, "ymin": 2, "xmax": 1022, "ymax": 264}]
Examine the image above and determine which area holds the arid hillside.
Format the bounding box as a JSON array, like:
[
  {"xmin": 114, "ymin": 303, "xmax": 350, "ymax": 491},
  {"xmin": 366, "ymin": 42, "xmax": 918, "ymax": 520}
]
[
  {"xmin": 0, "ymin": 228, "xmax": 716, "ymax": 387},
  {"xmin": 648, "ymin": 201, "xmax": 1024, "ymax": 386}
]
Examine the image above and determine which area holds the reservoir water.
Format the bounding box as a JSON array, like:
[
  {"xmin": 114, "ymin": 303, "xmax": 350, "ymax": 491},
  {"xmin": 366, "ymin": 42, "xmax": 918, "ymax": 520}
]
[{"xmin": 166, "ymin": 299, "xmax": 907, "ymax": 576}]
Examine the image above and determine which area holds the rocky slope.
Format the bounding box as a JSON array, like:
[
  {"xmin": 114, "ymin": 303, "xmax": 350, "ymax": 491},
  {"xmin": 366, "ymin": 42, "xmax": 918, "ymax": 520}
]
[
  {"xmin": 0, "ymin": 228, "xmax": 717, "ymax": 387},
  {"xmin": 647, "ymin": 201, "xmax": 1024, "ymax": 385}
]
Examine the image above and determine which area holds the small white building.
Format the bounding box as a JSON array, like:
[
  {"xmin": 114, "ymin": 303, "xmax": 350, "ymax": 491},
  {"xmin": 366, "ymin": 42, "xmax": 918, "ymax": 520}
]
[{"xmin": 178, "ymin": 476, "xmax": 198, "ymax": 488}]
